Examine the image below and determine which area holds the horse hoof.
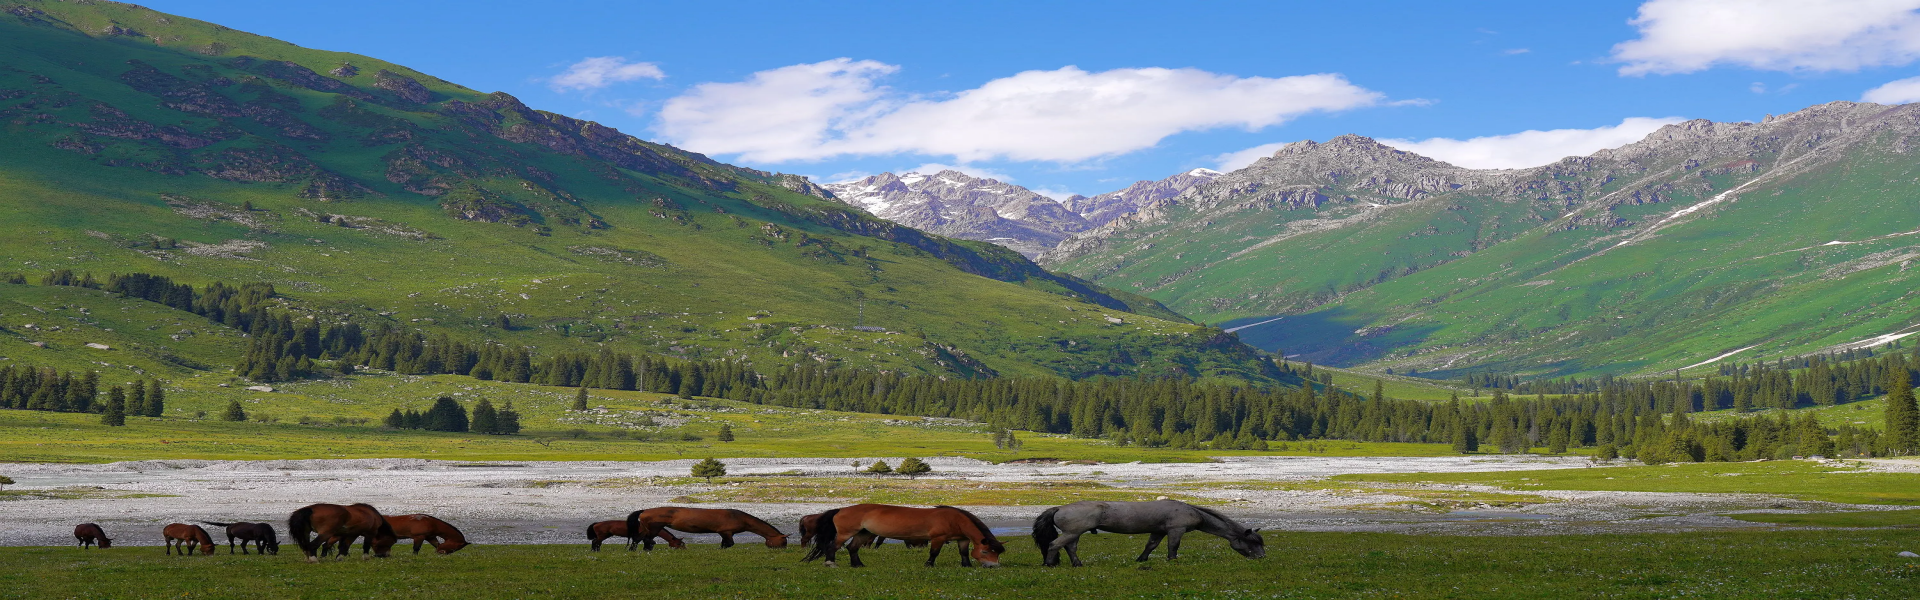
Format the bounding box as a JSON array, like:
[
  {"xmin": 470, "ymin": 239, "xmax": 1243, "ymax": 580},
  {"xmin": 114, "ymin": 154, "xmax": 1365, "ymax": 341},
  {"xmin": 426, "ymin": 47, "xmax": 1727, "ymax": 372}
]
[
  {"xmin": 305, "ymin": 557, "xmax": 319, "ymax": 564},
  {"xmin": 824, "ymin": 562, "xmax": 838, "ymax": 568}
]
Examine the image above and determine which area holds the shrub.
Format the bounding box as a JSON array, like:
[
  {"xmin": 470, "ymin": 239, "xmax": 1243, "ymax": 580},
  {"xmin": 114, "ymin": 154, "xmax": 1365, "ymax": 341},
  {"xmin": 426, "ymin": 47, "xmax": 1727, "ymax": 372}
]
[
  {"xmin": 896, "ymin": 457, "xmax": 931, "ymax": 479},
  {"xmin": 691, "ymin": 457, "xmax": 726, "ymax": 481},
  {"xmin": 865, "ymin": 460, "xmax": 893, "ymax": 475}
]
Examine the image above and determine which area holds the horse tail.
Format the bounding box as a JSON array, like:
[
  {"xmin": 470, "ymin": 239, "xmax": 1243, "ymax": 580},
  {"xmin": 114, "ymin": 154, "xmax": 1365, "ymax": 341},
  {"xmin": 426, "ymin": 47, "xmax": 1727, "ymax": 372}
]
[
  {"xmin": 624, "ymin": 510, "xmax": 643, "ymax": 543},
  {"xmin": 800, "ymin": 508, "xmax": 839, "ymax": 562},
  {"xmin": 289, "ymin": 506, "xmax": 317, "ymax": 556},
  {"xmin": 1032, "ymin": 506, "xmax": 1060, "ymax": 552},
  {"xmin": 586, "ymin": 522, "xmax": 597, "ymax": 540},
  {"xmin": 200, "ymin": 521, "xmax": 235, "ymax": 528}
]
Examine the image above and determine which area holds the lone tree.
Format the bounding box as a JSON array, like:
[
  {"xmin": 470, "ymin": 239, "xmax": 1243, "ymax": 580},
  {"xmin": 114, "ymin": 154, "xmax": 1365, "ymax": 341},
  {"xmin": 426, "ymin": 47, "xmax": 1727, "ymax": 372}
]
[
  {"xmin": 865, "ymin": 460, "xmax": 893, "ymax": 475},
  {"xmin": 573, "ymin": 387, "xmax": 589, "ymax": 411},
  {"xmin": 896, "ymin": 457, "xmax": 931, "ymax": 479},
  {"xmin": 221, "ymin": 400, "xmax": 247, "ymax": 422},
  {"xmin": 0, "ymin": 475, "xmax": 11, "ymax": 491},
  {"xmin": 716, "ymin": 423, "xmax": 735, "ymax": 442},
  {"xmin": 1885, "ymin": 368, "xmax": 1919, "ymax": 456},
  {"xmin": 691, "ymin": 457, "xmax": 727, "ymax": 482}
]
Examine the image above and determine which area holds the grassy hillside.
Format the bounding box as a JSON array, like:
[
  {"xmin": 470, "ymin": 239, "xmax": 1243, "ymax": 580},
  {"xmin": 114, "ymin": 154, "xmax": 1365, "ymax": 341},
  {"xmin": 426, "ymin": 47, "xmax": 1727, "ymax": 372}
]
[
  {"xmin": 1054, "ymin": 108, "xmax": 1920, "ymax": 378},
  {"xmin": 0, "ymin": 0, "xmax": 1280, "ymax": 382}
]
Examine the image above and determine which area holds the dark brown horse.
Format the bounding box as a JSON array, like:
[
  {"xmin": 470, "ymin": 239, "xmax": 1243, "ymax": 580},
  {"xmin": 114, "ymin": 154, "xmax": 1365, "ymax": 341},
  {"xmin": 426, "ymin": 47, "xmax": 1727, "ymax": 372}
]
[
  {"xmin": 382, "ymin": 514, "xmax": 470, "ymax": 554},
  {"xmin": 626, "ymin": 507, "xmax": 787, "ymax": 550},
  {"xmin": 201, "ymin": 521, "xmax": 279, "ymax": 555},
  {"xmin": 798, "ymin": 512, "xmax": 921, "ymax": 549},
  {"xmin": 587, "ymin": 519, "xmax": 683, "ymax": 551},
  {"xmin": 73, "ymin": 523, "xmax": 111, "ymax": 549},
  {"xmin": 802, "ymin": 504, "xmax": 1004, "ymax": 568},
  {"xmin": 289, "ymin": 503, "xmax": 395, "ymax": 562},
  {"xmin": 162, "ymin": 523, "xmax": 216, "ymax": 556}
]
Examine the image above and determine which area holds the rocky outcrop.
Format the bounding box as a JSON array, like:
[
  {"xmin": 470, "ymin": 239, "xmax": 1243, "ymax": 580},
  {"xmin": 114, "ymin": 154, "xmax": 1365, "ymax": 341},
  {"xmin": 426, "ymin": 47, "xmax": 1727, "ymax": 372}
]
[
  {"xmin": 1063, "ymin": 168, "xmax": 1220, "ymax": 226},
  {"xmin": 373, "ymin": 70, "xmax": 431, "ymax": 103},
  {"xmin": 824, "ymin": 170, "xmax": 1091, "ymax": 258}
]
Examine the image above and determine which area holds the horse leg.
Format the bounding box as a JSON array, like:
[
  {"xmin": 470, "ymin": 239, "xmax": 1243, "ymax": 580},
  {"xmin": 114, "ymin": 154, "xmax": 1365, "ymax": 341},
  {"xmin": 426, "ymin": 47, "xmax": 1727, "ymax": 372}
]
[
  {"xmin": 1164, "ymin": 528, "xmax": 1187, "ymax": 561},
  {"xmin": 958, "ymin": 540, "xmax": 972, "ymax": 568},
  {"xmin": 413, "ymin": 537, "xmax": 425, "ymax": 554},
  {"xmin": 1047, "ymin": 531, "xmax": 1086, "ymax": 567},
  {"xmin": 923, "ymin": 537, "xmax": 944, "ymax": 567},
  {"xmin": 591, "ymin": 535, "xmax": 602, "ymax": 551},
  {"xmin": 719, "ymin": 532, "xmax": 735, "ymax": 549},
  {"xmin": 1135, "ymin": 532, "xmax": 1166, "ymax": 562}
]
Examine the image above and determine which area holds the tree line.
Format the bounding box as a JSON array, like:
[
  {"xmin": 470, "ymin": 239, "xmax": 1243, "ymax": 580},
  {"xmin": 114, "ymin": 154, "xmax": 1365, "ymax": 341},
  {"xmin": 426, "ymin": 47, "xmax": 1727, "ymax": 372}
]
[{"xmin": 0, "ymin": 363, "xmax": 166, "ymax": 426}]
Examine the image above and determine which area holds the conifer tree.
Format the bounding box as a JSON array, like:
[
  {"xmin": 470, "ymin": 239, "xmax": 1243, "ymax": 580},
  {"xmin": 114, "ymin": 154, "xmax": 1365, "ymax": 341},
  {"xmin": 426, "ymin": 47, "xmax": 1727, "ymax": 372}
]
[
  {"xmin": 1884, "ymin": 368, "xmax": 1919, "ymax": 455},
  {"xmin": 144, "ymin": 381, "xmax": 165, "ymax": 417},
  {"xmin": 573, "ymin": 387, "xmax": 589, "ymax": 411},
  {"xmin": 471, "ymin": 399, "xmax": 499, "ymax": 434},
  {"xmin": 384, "ymin": 409, "xmax": 405, "ymax": 429},
  {"xmin": 424, "ymin": 397, "xmax": 469, "ymax": 432},
  {"xmin": 716, "ymin": 423, "xmax": 734, "ymax": 442},
  {"xmin": 691, "ymin": 457, "xmax": 726, "ymax": 481},
  {"xmin": 896, "ymin": 457, "xmax": 931, "ymax": 479},
  {"xmin": 127, "ymin": 381, "xmax": 147, "ymax": 418},
  {"xmin": 865, "ymin": 460, "xmax": 893, "ymax": 475},
  {"xmin": 101, "ymin": 386, "xmax": 125, "ymax": 427},
  {"xmin": 221, "ymin": 400, "xmax": 247, "ymax": 422},
  {"xmin": 497, "ymin": 401, "xmax": 522, "ymax": 434}
]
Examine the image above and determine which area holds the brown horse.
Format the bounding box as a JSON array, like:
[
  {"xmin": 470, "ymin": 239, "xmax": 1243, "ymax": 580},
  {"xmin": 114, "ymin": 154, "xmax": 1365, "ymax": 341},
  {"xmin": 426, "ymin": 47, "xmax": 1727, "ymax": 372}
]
[
  {"xmin": 162, "ymin": 523, "xmax": 216, "ymax": 556},
  {"xmin": 587, "ymin": 519, "xmax": 684, "ymax": 551},
  {"xmin": 626, "ymin": 507, "xmax": 787, "ymax": 550},
  {"xmin": 798, "ymin": 513, "xmax": 921, "ymax": 549},
  {"xmin": 802, "ymin": 504, "xmax": 1004, "ymax": 568},
  {"xmin": 73, "ymin": 523, "xmax": 111, "ymax": 549},
  {"xmin": 382, "ymin": 514, "xmax": 470, "ymax": 555},
  {"xmin": 289, "ymin": 503, "xmax": 395, "ymax": 562},
  {"xmin": 201, "ymin": 521, "xmax": 279, "ymax": 555}
]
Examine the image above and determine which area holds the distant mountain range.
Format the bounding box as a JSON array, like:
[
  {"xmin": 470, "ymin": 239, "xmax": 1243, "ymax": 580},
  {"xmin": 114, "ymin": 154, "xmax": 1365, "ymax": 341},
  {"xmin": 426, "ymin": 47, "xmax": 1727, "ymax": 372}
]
[
  {"xmin": 824, "ymin": 168, "xmax": 1218, "ymax": 258},
  {"xmin": 1043, "ymin": 102, "xmax": 1920, "ymax": 378}
]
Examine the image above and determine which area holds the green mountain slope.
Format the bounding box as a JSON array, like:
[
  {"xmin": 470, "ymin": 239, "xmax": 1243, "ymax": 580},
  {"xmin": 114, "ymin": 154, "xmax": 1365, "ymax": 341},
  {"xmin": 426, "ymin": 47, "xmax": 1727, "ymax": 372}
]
[
  {"xmin": 1047, "ymin": 103, "xmax": 1920, "ymax": 377},
  {"xmin": 0, "ymin": 0, "xmax": 1275, "ymax": 382}
]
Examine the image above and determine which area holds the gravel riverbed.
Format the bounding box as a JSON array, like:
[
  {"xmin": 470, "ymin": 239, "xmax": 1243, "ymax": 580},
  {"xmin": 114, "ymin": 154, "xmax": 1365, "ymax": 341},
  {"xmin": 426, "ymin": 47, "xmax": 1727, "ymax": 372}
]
[{"xmin": 1, "ymin": 456, "xmax": 1902, "ymax": 547}]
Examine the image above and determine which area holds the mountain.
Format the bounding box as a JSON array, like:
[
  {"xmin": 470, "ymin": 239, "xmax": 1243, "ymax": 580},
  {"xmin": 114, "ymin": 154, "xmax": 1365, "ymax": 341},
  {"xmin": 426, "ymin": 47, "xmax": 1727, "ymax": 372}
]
[
  {"xmin": 1063, "ymin": 168, "xmax": 1221, "ymax": 227},
  {"xmin": 1044, "ymin": 102, "xmax": 1920, "ymax": 378},
  {"xmin": 823, "ymin": 170, "xmax": 1090, "ymax": 258},
  {"xmin": 0, "ymin": 0, "xmax": 1281, "ymax": 382},
  {"xmin": 823, "ymin": 168, "xmax": 1221, "ymax": 257}
]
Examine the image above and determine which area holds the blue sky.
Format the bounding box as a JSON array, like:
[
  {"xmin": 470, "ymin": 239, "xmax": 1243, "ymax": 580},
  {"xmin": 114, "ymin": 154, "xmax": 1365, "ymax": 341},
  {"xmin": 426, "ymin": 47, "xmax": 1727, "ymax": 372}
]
[{"xmin": 146, "ymin": 0, "xmax": 1920, "ymax": 198}]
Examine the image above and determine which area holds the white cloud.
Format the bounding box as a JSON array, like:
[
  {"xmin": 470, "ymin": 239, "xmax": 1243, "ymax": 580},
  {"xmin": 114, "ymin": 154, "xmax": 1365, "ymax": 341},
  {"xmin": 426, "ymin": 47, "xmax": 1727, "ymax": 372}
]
[
  {"xmin": 1613, "ymin": 0, "xmax": 1920, "ymax": 75},
  {"xmin": 655, "ymin": 59, "xmax": 1384, "ymax": 164},
  {"xmin": 1863, "ymin": 76, "xmax": 1920, "ymax": 103},
  {"xmin": 1029, "ymin": 186, "xmax": 1079, "ymax": 201},
  {"xmin": 1503, "ymin": 48, "xmax": 1531, "ymax": 55},
  {"xmin": 549, "ymin": 57, "xmax": 666, "ymax": 92},
  {"xmin": 1377, "ymin": 117, "xmax": 1686, "ymax": 169},
  {"xmin": 1212, "ymin": 142, "xmax": 1291, "ymax": 172}
]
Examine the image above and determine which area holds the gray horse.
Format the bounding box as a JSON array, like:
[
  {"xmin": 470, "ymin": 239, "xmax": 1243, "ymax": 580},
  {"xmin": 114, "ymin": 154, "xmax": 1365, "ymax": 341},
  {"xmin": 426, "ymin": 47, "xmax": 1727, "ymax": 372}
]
[{"xmin": 1032, "ymin": 499, "xmax": 1265, "ymax": 567}]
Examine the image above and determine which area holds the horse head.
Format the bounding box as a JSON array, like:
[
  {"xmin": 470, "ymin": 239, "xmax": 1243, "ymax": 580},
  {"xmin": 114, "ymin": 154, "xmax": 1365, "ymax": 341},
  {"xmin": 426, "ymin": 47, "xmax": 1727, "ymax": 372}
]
[
  {"xmin": 1229, "ymin": 527, "xmax": 1266, "ymax": 559},
  {"xmin": 98, "ymin": 538, "xmax": 112, "ymax": 549},
  {"xmin": 264, "ymin": 539, "xmax": 279, "ymax": 555},
  {"xmin": 764, "ymin": 534, "xmax": 789, "ymax": 549},
  {"xmin": 198, "ymin": 541, "xmax": 217, "ymax": 555},
  {"xmin": 971, "ymin": 537, "xmax": 1005, "ymax": 567},
  {"xmin": 434, "ymin": 540, "xmax": 470, "ymax": 555}
]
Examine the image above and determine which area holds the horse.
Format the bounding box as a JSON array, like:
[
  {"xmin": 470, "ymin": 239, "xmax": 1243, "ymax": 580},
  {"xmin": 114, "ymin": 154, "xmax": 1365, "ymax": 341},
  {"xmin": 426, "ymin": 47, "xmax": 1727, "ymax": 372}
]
[
  {"xmin": 798, "ymin": 512, "xmax": 921, "ymax": 549},
  {"xmin": 802, "ymin": 504, "xmax": 1004, "ymax": 568},
  {"xmin": 200, "ymin": 521, "xmax": 279, "ymax": 555},
  {"xmin": 626, "ymin": 507, "xmax": 787, "ymax": 550},
  {"xmin": 73, "ymin": 523, "xmax": 111, "ymax": 549},
  {"xmin": 289, "ymin": 503, "xmax": 395, "ymax": 562},
  {"xmin": 1031, "ymin": 499, "xmax": 1265, "ymax": 567},
  {"xmin": 162, "ymin": 523, "xmax": 216, "ymax": 556},
  {"xmin": 382, "ymin": 514, "xmax": 470, "ymax": 554},
  {"xmin": 587, "ymin": 519, "xmax": 683, "ymax": 551}
]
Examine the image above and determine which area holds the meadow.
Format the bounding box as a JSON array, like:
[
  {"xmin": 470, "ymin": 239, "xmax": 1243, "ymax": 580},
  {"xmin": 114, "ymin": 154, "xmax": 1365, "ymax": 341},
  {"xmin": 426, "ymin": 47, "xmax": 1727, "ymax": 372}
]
[
  {"xmin": 1337, "ymin": 460, "xmax": 1920, "ymax": 505},
  {"xmin": 2, "ymin": 530, "xmax": 1916, "ymax": 599}
]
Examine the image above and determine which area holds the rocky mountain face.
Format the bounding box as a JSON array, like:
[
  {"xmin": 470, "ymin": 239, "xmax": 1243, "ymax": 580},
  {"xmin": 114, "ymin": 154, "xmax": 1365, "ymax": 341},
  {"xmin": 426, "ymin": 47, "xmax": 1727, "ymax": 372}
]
[
  {"xmin": 824, "ymin": 170, "xmax": 1091, "ymax": 258},
  {"xmin": 1063, "ymin": 168, "xmax": 1221, "ymax": 227},
  {"xmin": 1045, "ymin": 101, "xmax": 1920, "ymax": 377},
  {"xmin": 825, "ymin": 168, "xmax": 1220, "ymax": 258}
]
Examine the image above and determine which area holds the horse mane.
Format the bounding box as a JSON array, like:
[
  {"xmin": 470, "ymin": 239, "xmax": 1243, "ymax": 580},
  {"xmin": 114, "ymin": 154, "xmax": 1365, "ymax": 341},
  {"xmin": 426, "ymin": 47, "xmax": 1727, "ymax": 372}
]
[
  {"xmin": 731, "ymin": 509, "xmax": 784, "ymax": 536},
  {"xmin": 1188, "ymin": 503, "xmax": 1248, "ymax": 537},
  {"xmin": 935, "ymin": 505, "xmax": 1004, "ymax": 553}
]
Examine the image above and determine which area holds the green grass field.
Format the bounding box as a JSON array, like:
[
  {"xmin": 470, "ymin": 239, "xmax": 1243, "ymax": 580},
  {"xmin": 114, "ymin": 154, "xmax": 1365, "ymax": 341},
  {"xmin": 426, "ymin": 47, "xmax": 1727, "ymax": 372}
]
[
  {"xmin": 1727, "ymin": 509, "xmax": 1920, "ymax": 528},
  {"xmin": 3, "ymin": 531, "xmax": 1916, "ymax": 599},
  {"xmin": 1338, "ymin": 460, "xmax": 1920, "ymax": 505}
]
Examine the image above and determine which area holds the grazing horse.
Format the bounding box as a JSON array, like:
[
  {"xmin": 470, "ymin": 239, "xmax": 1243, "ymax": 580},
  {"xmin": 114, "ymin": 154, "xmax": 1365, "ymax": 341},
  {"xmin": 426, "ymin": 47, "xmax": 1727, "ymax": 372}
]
[
  {"xmin": 798, "ymin": 512, "xmax": 921, "ymax": 549},
  {"xmin": 802, "ymin": 504, "xmax": 1004, "ymax": 568},
  {"xmin": 626, "ymin": 507, "xmax": 787, "ymax": 550},
  {"xmin": 289, "ymin": 503, "xmax": 395, "ymax": 562},
  {"xmin": 1032, "ymin": 499, "xmax": 1265, "ymax": 567},
  {"xmin": 382, "ymin": 514, "xmax": 471, "ymax": 555},
  {"xmin": 162, "ymin": 523, "xmax": 216, "ymax": 556},
  {"xmin": 73, "ymin": 523, "xmax": 111, "ymax": 549},
  {"xmin": 587, "ymin": 519, "xmax": 683, "ymax": 551},
  {"xmin": 201, "ymin": 521, "xmax": 279, "ymax": 555}
]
